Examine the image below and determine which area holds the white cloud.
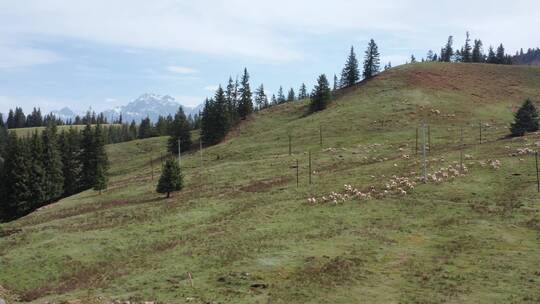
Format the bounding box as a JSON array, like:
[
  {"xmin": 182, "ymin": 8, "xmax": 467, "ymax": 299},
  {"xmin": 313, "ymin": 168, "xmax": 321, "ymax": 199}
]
[
  {"xmin": 204, "ymin": 85, "xmax": 219, "ymax": 92},
  {"xmin": 167, "ymin": 66, "xmax": 198, "ymax": 74},
  {"xmin": 0, "ymin": 44, "xmax": 61, "ymax": 69}
]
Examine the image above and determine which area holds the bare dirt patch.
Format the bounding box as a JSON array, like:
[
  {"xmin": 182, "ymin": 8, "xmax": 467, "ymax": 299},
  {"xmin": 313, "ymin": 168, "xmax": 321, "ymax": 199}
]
[{"xmin": 240, "ymin": 176, "xmax": 292, "ymax": 193}]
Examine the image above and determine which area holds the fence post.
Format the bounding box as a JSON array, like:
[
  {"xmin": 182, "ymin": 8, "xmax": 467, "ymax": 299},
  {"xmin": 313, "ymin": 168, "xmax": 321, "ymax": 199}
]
[
  {"xmin": 415, "ymin": 127, "xmax": 418, "ymax": 156},
  {"xmin": 460, "ymin": 127, "xmax": 464, "ymax": 173},
  {"xmin": 422, "ymin": 123, "xmax": 427, "ymax": 183},
  {"xmin": 534, "ymin": 151, "xmax": 540, "ymax": 192},
  {"xmin": 428, "ymin": 124, "xmax": 431, "ymax": 154},
  {"xmin": 479, "ymin": 121, "xmax": 482, "ymax": 144},
  {"xmin": 178, "ymin": 138, "xmax": 181, "ymax": 167},
  {"xmin": 319, "ymin": 124, "xmax": 323, "ymax": 148},
  {"xmin": 309, "ymin": 150, "xmax": 312, "ymax": 185},
  {"xmin": 289, "ymin": 133, "xmax": 292, "ymax": 156}
]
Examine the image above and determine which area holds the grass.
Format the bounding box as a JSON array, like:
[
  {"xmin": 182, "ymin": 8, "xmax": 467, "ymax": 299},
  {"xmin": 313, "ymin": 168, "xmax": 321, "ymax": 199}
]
[{"xmin": 1, "ymin": 62, "xmax": 540, "ymax": 303}]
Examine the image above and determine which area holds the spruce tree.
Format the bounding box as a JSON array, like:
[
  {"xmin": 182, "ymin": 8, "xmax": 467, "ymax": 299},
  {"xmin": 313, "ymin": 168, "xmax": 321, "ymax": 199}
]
[
  {"xmin": 461, "ymin": 31, "xmax": 472, "ymax": 62},
  {"xmin": 138, "ymin": 117, "xmax": 155, "ymax": 139},
  {"xmin": 168, "ymin": 107, "xmax": 192, "ymax": 155},
  {"xmin": 310, "ymin": 74, "xmax": 332, "ymax": 113},
  {"xmin": 472, "ymin": 39, "xmax": 484, "ymax": 63},
  {"xmin": 496, "ymin": 44, "xmax": 506, "ymax": 64},
  {"xmin": 510, "ymin": 99, "xmax": 539, "ymax": 136},
  {"xmin": 333, "ymin": 74, "xmax": 338, "ymax": 91},
  {"xmin": 94, "ymin": 123, "xmax": 109, "ymax": 184},
  {"xmin": 14, "ymin": 107, "xmax": 26, "ymax": 128},
  {"xmin": 426, "ymin": 50, "xmax": 434, "ymax": 61},
  {"xmin": 340, "ymin": 46, "xmax": 360, "ymax": 87},
  {"xmin": 410, "ymin": 54, "xmax": 417, "ymax": 63},
  {"xmin": 28, "ymin": 131, "xmax": 46, "ymax": 207},
  {"xmin": 201, "ymin": 87, "xmax": 230, "ymax": 146},
  {"xmin": 441, "ymin": 36, "xmax": 454, "ymax": 62},
  {"xmin": 287, "ymin": 88, "xmax": 296, "ymax": 102},
  {"xmin": 254, "ymin": 84, "xmax": 268, "ymax": 109},
  {"xmin": 80, "ymin": 123, "xmax": 96, "ymax": 189},
  {"xmin": 42, "ymin": 123, "xmax": 64, "ymax": 202},
  {"xmin": 298, "ymin": 83, "xmax": 307, "ymax": 100},
  {"xmin": 277, "ymin": 86, "xmax": 286, "ymax": 104},
  {"xmin": 7, "ymin": 110, "xmax": 15, "ymax": 129},
  {"xmin": 225, "ymin": 76, "xmax": 239, "ymax": 124},
  {"xmin": 487, "ymin": 46, "xmax": 497, "ymax": 64},
  {"xmin": 157, "ymin": 159, "xmax": 183, "ymax": 198},
  {"xmin": 237, "ymin": 68, "xmax": 253, "ymax": 119},
  {"xmin": 94, "ymin": 163, "xmax": 108, "ymax": 194},
  {"xmin": 4, "ymin": 133, "xmax": 31, "ymax": 217},
  {"xmin": 363, "ymin": 39, "xmax": 380, "ymax": 80},
  {"xmin": 0, "ymin": 114, "xmax": 7, "ymax": 158},
  {"xmin": 60, "ymin": 128, "xmax": 82, "ymax": 196}
]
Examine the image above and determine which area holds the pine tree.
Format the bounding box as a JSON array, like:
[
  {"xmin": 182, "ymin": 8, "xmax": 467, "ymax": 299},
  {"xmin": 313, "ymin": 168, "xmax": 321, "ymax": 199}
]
[
  {"xmin": 461, "ymin": 31, "xmax": 472, "ymax": 62},
  {"xmin": 340, "ymin": 46, "xmax": 360, "ymax": 87},
  {"xmin": 426, "ymin": 50, "xmax": 434, "ymax": 61},
  {"xmin": 487, "ymin": 46, "xmax": 497, "ymax": 64},
  {"xmin": 168, "ymin": 107, "xmax": 192, "ymax": 155},
  {"xmin": 496, "ymin": 44, "xmax": 506, "ymax": 64},
  {"xmin": 59, "ymin": 128, "xmax": 82, "ymax": 196},
  {"xmin": 298, "ymin": 83, "xmax": 307, "ymax": 99},
  {"xmin": 14, "ymin": 107, "xmax": 26, "ymax": 128},
  {"xmin": 277, "ymin": 86, "xmax": 286, "ymax": 104},
  {"xmin": 333, "ymin": 74, "xmax": 338, "ymax": 91},
  {"xmin": 237, "ymin": 68, "xmax": 253, "ymax": 119},
  {"xmin": 156, "ymin": 159, "xmax": 183, "ymax": 198},
  {"xmin": 310, "ymin": 74, "xmax": 332, "ymax": 113},
  {"xmin": 4, "ymin": 133, "xmax": 31, "ymax": 217},
  {"xmin": 7, "ymin": 110, "xmax": 15, "ymax": 129},
  {"xmin": 510, "ymin": 99, "xmax": 539, "ymax": 136},
  {"xmin": 254, "ymin": 84, "xmax": 268, "ymax": 109},
  {"xmin": 41, "ymin": 123, "xmax": 64, "ymax": 202},
  {"xmin": 225, "ymin": 76, "xmax": 239, "ymax": 124},
  {"xmin": 138, "ymin": 117, "xmax": 155, "ymax": 139},
  {"xmin": 0, "ymin": 114, "xmax": 7, "ymax": 158},
  {"xmin": 287, "ymin": 88, "xmax": 296, "ymax": 102},
  {"xmin": 80, "ymin": 123, "xmax": 96, "ymax": 189},
  {"xmin": 472, "ymin": 39, "xmax": 484, "ymax": 63},
  {"xmin": 129, "ymin": 120, "xmax": 137, "ymax": 140},
  {"xmin": 155, "ymin": 116, "xmax": 169, "ymax": 136},
  {"xmin": 93, "ymin": 123, "xmax": 108, "ymax": 190},
  {"xmin": 410, "ymin": 54, "xmax": 417, "ymax": 63},
  {"xmin": 201, "ymin": 87, "xmax": 230, "ymax": 145},
  {"xmin": 441, "ymin": 36, "xmax": 454, "ymax": 62},
  {"xmin": 363, "ymin": 39, "xmax": 380, "ymax": 80},
  {"xmin": 28, "ymin": 131, "xmax": 46, "ymax": 207}
]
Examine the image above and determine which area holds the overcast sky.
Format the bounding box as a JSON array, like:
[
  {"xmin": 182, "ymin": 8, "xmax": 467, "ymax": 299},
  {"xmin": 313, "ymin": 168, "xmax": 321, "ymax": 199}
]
[{"xmin": 0, "ymin": 0, "xmax": 538, "ymax": 113}]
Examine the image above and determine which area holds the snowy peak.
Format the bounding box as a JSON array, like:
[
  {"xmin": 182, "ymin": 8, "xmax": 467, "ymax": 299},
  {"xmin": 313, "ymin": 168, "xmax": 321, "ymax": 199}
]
[{"xmin": 102, "ymin": 94, "xmax": 201, "ymax": 123}]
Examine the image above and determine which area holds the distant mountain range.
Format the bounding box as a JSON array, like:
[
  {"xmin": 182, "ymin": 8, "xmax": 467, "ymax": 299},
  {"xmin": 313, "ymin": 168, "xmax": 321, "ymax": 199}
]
[{"xmin": 51, "ymin": 94, "xmax": 203, "ymax": 123}]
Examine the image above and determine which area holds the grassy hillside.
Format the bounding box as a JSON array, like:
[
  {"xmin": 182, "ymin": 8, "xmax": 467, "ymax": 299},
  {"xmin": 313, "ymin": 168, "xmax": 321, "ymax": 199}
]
[{"xmin": 2, "ymin": 62, "xmax": 540, "ymax": 303}]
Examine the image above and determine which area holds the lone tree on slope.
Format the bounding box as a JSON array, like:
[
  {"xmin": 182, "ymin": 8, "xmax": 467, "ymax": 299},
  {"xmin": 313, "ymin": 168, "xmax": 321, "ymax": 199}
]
[
  {"xmin": 310, "ymin": 74, "xmax": 332, "ymax": 113},
  {"xmin": 510, "ymin": 99, "xmax": 539, "ymax": 137},
  {"xmin": 340, "ymin": 46, "xmax": 360, "ymax": 88},
  {"xmin": 363, "ymin": 39, "xmax": 380, "ymax": 80},
  {"xmin": 156, "ymin": 159, "xmax": 183, "ymax": 198}
]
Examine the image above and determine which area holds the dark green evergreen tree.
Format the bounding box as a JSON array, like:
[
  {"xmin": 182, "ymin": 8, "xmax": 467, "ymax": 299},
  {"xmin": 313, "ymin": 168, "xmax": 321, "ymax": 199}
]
[
  {"xmin": 441, "ymin": 36, "xmax": 454, "ymax": 62},
  {"xmin": 363, "ymin": 39, "xmax": 381, "ymax": 79},
  {"xmin": 41, "ymin": 123, "xmax": 64, "ymax": 202},
  {"xmin": 510, "ymin": 99, "xmax": 539, "ymax": 136},
  {"xmin": 298, "ymin": 83, "xmax": 308, "ymax": 99},
  {"xmin": 277, "ymin": 86, "xmax": 286, "ymax": 104},
  {"xmin": 14, "ymin": 107, "xmax": 26, "ymax": 128},
  {"xmin": 461, "ymin": 31, "xmax": 472, "ymax": 62},
  {"xmin": 287, "ymin": 88, "xmax": 296, "ymax": 102},
  {"xmin": 138, "ymin": 117, "xmax": 155, "ymax": 139},
  {"xmin": 60, "ymin": 128, "xmax": 82, "ymax": 195},
  {"xmin": 237, "ymin": 68, "xmax": 253, "ymax": 119},
  {"xmin": 496, "ymin": 44, "xmax": 506, "ymax": 64},
  {"xmin": 472, "ymin": 39, "xmax": 484, "ymax": 63},
  {"xmin": 487, "ymin": 46, "xmax": 497, "ymax": 63},
  {"xmin": 201, "ymin": 87, "xmax": 230, "ymax": 145},
  {"xmin": 7, "ymin": 110, "xmax": 15, "ymax": 129},
  {"xmin": 80, "ymin": 123, "xmax": 96, "ymax": 189},
  {"xmin": 28, "ymin": 132, "xmax": 46, "ymax": 207},
  {"xmin": 168, "ymin": 107, "xmax": 192, "ymax": 155},
  {"xmin": 4, "ymin": 133, "xmax": 31, "ymax": 217},
  {"xmin": 340, "ymin": 46, "xmax": 360, "ymax": 87},
  {"xmin": 310, "ymin": 74, "xmax": 332, "ymax": 113},
  {"xmin": 156, "ymin": 159, "xmax": 183, "ymax": 198},
  {"xmin": 254, "ymin": 84, "xmax": 268, "ymax": 109},
  {"xmin": 94, "ymin": 163, "xmax": 108, "ymax": 194}
]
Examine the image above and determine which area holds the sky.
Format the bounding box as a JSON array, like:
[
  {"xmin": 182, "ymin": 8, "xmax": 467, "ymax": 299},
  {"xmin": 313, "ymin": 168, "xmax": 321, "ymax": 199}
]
[{"xmin": 0, "ymin": 0, "xmax": 539, "ymax": 114}]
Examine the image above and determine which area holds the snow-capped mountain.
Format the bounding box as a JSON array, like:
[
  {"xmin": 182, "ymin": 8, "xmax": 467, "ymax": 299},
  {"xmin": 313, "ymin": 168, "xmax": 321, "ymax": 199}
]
[
  {"xmin": 50, "ymin": 107, "xmax": 77, "ymax": 121},
  {"xmin": 102, "ymin": 94, "xmax": 202, "ymax": 123}
]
